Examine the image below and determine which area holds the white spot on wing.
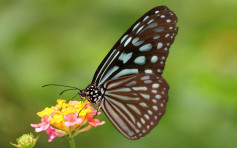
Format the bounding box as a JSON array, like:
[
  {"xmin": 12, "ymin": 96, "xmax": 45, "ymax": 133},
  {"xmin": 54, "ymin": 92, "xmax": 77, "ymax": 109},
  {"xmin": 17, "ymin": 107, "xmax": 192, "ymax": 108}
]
[
  {"xmin": 120, "ymin": 35, "xmax": 128, "ymax": 43},
  {"xmin": 148, "ymin": 110, "xmax": 153, "ymax": 115},
  {"xmin": 143, "ymin": 16, "xmax": 149, "ymax": 22},
  {"xmin": 134, "ymin": 56, "xmax": 146, "ymax": 65},
  {"xmin": 132, "ymin": 87, "xmax": 147, "ymax": 91},
  {"xmin": 155, "ymin": 27, "xmax": 164, "ymax": 32},
  {"xmin": 141, "ymin": 75, "xmax": 150, "ymax": 80},
  {"xmin": 136, "ymin": 25, "xmax": 144, "ymax": 34},
  {"xmin": 139, "ymin": 102, "xmax": 148, "ymax": 108},
  {"xmin": 144, "ymin": 80, "xmax": 152, "ymax": 84},
  {"xmin": 106, "ymin": 93, "xmax": 139, "ymax": 101},
  {"xmin": 139, "ymin": 23, "xmax": 158, "ymax": 34},
  {"xmin": 126, "ymin": 81, "xmax": 136, "ymax": 86},
  {"xmin": 151, "ymin": 56, "xmax": 158, "ymax": 63},
  {"xmin": 139, "ymin": 43, "xmax": 152, "ymax": 52},
  {"xmin": 118, "ymin": 52, "xmax": 133, "ymax": 64},
  {"xmin": 124, "ymin": 37, "xmax": 132, "ymax": 47},
  {"xmin": 157, "ymin": 42, "xmax": 163, "ymax": 49},
  {"xmin": 145, "ymin": 69, "xmax": 153, "ymax": 74},
  {"xmin": 152, "ymin": 106, "xmax": 158, "ymax": 111},
  {"xmin": 140, "ymin": 93, "xmax": 150, "ymax": 100},
  {"xmin": 152, "ymin": 83, "xmax": 159, "ymax": 88},
  {"xmin": 137, "ymin": 122, "xmax": 141, "ymax": 128},
  {"xmin": 132, "ymin": 37, "xmax": 139, "ymax": 44},
  {"xmin": 127, "ymin": 104, "xmax": 141, "ymax": 115},
  {"xmin": 112, "ymin": 69, "xmax": 138, "ymax": 79},
  {"xmin": 141, "ymin": 118, "xmax": 145, "ymax": 124},
  {"xmin": 161, "ymin": 15, "xmax": 165, "ymax": 18},
  {"xmin": 153, "ymin": 35, "xmax": 160, "ymax": 39},
  {"xmin": 155, "ymin": 95, "xmax": 161, "ymax": 99},
  {"xmin": 144, "ymin": 114, "xmax": 149, "ymax": 120},
  {"xmin": 147, "ymin": 19, "xmax": 154, "ymax": 24},
  {"xmin": 132, "ymin": 22, "xmax": 140, "ymax": 31},
  {"xmin": 109, "ymin": 88, "xmax": 131, "ymax": 93}
]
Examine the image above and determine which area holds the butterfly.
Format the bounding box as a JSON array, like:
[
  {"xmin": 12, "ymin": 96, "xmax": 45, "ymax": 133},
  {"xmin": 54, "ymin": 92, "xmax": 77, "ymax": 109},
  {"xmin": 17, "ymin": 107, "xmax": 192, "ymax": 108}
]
[{"xmin": 46, "ymin": 5, "xmax": 178, "ymax": 140}]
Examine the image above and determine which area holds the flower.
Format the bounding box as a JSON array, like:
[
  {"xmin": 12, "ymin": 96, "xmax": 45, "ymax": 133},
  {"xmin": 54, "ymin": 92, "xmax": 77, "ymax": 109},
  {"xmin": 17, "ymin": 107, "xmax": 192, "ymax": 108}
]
[
  {"xmin": 64, "ymin": 112, "xmax": 83, "ymax": 127},
  {"xmin": 10, "ymin": 133, "xmax": 39, "ymax": 148},
  {"xmin": 31, "ymin": 99, "xmax": 105, "ymax": 142}
]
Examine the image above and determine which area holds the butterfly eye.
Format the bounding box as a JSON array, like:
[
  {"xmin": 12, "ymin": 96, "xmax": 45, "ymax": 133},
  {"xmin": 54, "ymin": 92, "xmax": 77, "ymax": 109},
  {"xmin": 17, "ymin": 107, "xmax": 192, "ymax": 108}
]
[{"xmin": 80, "ymin": 5, "xmax": 178, "ymax": 140}]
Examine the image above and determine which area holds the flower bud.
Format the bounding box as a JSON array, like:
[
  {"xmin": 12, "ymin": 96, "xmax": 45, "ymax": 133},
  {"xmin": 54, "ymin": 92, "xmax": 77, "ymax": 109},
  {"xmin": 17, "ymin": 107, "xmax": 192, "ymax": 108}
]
[{"xmin": 10, "ymin": 133, "xmax": 38, "ymax": 148}]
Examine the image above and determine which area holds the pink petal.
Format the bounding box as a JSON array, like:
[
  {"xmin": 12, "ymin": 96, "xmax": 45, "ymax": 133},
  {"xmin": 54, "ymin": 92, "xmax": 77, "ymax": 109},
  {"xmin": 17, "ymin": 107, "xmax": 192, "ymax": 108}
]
[
  {"xmin": 89, "ymin": 119, "xmax": 105, "ymax": 127},
  {"xmin": 64, "ymin": 113, "xmax": 82, "ymax": 127},
  {"xmin": 75, "ymin": 118, "xmax": 83, "ymax": 124}
]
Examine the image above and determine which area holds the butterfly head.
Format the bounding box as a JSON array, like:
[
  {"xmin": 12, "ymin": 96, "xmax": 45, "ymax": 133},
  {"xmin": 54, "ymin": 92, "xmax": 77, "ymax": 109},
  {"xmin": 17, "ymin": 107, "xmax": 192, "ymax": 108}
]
[{"xmin": 79, "ymin": 85, "xmax": 102, "ymax": 105}]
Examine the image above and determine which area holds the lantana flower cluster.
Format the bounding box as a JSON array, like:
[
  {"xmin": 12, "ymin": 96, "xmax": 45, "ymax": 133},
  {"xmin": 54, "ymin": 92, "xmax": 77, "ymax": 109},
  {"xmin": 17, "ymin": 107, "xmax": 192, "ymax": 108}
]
[{"xmin": 31, "ymin": 99, "xmax": 105, "ymax": 142}]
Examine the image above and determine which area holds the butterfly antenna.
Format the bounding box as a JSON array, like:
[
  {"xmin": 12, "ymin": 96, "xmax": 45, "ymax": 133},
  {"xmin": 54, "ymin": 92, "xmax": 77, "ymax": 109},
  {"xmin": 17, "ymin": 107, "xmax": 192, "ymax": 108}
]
[
  {"xmin": 43, "ymin": 84, "xmax": 81, "ymax": 96},
  {"xmin": 59, "ymin": 88, "xmax": 79, "ymax": 95},
  {"xmin": 42, "ymin": 84, "xmax": 80, "ymax": 90}
]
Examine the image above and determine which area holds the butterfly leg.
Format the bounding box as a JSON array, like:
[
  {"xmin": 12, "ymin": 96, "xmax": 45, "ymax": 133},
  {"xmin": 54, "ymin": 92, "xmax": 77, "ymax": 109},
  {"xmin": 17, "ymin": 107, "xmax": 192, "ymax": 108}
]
[
  {"xmin": 66, "ymin": 92, "xmax": 80, "ymax": 102},
  {"xmin": 94, "ymin": 101, "xmax": 102, "ymax": 118}
]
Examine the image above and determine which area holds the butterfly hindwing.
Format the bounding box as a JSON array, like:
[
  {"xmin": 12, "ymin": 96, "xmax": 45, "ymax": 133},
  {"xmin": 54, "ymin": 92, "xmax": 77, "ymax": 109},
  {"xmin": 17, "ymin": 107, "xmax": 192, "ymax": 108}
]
[
  {"xmin": 93, "ymin": 6, "xmax": 178, "ymax": 86},
  {"xmin": 101, "ymin": 73, "xmax": 169, "ymax": 139}
]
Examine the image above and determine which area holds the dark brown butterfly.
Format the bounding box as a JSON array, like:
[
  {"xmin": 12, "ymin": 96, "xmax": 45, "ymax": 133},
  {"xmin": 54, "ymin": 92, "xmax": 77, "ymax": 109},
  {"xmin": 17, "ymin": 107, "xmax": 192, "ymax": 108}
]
[{"xmin": 46, "ymin": 5, "xmax": 178, "ymax": 140}]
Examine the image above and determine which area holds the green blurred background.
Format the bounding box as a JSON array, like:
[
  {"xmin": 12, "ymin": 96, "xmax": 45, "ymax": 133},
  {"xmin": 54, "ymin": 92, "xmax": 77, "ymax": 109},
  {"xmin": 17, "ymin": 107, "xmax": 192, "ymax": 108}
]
[{"xmin": 1, "ymin": 0, "xmax": 237, "ymax": 147}]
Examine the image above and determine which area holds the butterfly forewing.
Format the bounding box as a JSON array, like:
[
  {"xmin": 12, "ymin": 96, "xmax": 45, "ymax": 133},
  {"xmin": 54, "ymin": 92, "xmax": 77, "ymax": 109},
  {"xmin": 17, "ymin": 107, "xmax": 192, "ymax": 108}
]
[
  {"xmin": 101, "ymin": 73, "xmax": 169, "ymax": 139},
  {"xmin": 92, "ymin": 6, "xmax": 178, "ymax": 86}
]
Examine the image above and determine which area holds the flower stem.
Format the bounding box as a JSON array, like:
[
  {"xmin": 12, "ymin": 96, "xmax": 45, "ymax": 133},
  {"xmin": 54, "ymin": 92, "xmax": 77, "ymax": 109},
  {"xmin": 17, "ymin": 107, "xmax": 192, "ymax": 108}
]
[{"xmin": 68, "ymin": 137, "xmax": 76, "ymax": 148}]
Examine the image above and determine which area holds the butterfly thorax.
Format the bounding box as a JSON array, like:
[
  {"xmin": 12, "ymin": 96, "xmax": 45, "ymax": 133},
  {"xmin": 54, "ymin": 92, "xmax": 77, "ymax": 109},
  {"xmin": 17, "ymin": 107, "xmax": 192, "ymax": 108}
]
[{"xmin": 80, "ymin": 84, "xmax": 103, "ymax": 105}]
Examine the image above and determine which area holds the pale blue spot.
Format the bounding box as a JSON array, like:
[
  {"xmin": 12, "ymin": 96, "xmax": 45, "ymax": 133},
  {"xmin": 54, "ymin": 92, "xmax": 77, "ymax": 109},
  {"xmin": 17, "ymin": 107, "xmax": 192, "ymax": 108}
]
[
  {"xmin": 119, "ymin": 52, "xmax": 133, "ymax": 64},
  {"xmin": 136, "ymin": 25, "xmax": 144, "ymax": 34},
  {"xmin": 113, "ymin": 69, "xmax": 138, "ymax": 79},
  {"xmin": 157, "ymin": 42, "xmax": 163, "ymax": 49},
  {"xmin": 151, "ymin": 56, "xmax": 158, "ymax": 63},
  {"xmin": 155, "ymin": 27, "xmax": 164, "ymax": 32},
  {"xmin": 155, "ymin": 95, "xmax": 161, "ymax": 99},
  {"xmin": 139, "ymin": 43, "xmax": 152, "ymax": 52},
  {"xmin": 152, "ymin": 106, "xmax": 158, "ymax": 111},
  {"xmin": 147, "ymin": 19, "xmax": 154, "ymax": 24},
  {"xmin": 153, "ymin": 35, "xmax": 160, "ymax": 39},
  {"xmin": 134, "ymin": 56, "xmax": 146, "ymax": 65},
  {"xmin": 134, "ymin": 40, "xmax": 144, "ymax": 46},
  {"xmin": 132, "ymin": 37, "xmax": 144, "ymax": 46},
  {"xmin": 121, "ymin": 35, "xmax": 128, "ymax": 43},
  {"xmin": 126, "ymin": 81, "xmax": 137, "ymax": 86},
  {"xmin": 143, "ymin": 16, "xmax": 149, "ymax": 22},
  {"xmin": 140, "ymin": 93, "xmax": 150, "ymax": 100},
  {"xmin": 144, "ymin": 80, "xmax": 152, "ymax": 84},
  {"xmin": 166, "ymin": 19, "xmax": 171, "ymax": 23},
  {"xmin": 152, "ymin": 83, "xmax": 159, "ymax": 88},
  {"xmin": 124, "ymin": 37, "xmax": 132, "ymax": 47},
  {"xmin": 132, "ymin": 87, "xmax": 147, "ymax": 91},
  {"xmin": 132, "ymin": 22, "xmax": 140, "ymax": 31},
  {"xmin": 139, "ymin": 23, "xmax": 158, "ymax": 34},
  {"xmin": 141, "ymin": 76, "xmax": 150, "ymax": 80},
  {"xmin": 145, "ymin": 69, "xmax": 153, "ymax": 74},
  {"xmin": 127, "ymin": 104, "xmax": 141, "ymax": 115},
  {"xmin": 139, "ymin": 102, "xmax": 148, "ymax": 108},
  {"xmin": 132, "ymin": 37, "xmax": 139, "ymax": 44}
]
